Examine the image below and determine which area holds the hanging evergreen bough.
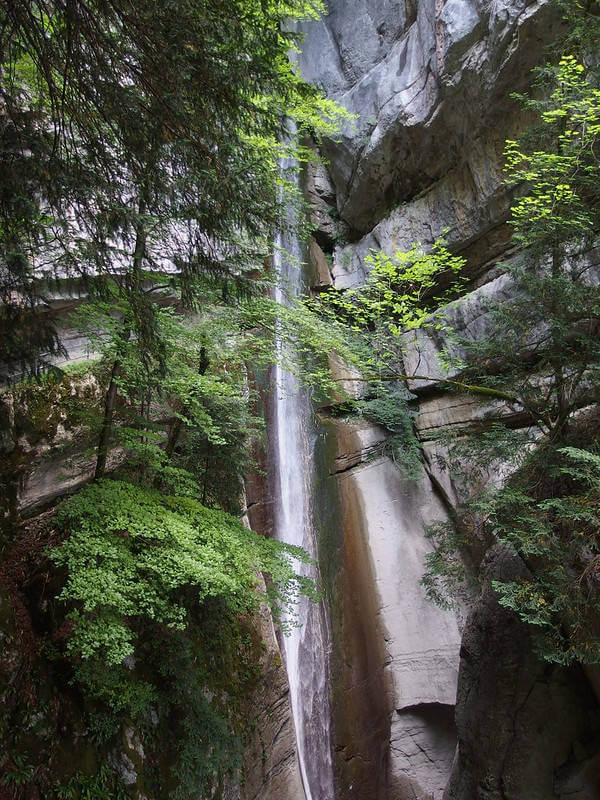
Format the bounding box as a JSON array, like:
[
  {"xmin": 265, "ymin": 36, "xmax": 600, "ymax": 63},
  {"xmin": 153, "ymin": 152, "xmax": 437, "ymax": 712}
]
[{"xmin": 0, "ymin": 0, "xmax": 349, "ymax": 380}]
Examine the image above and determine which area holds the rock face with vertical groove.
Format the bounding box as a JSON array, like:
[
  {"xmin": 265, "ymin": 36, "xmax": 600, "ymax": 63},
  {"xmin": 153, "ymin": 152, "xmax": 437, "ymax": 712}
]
[
  {"xmin": 301, "ymin": 0, "xmax": 600, "ymax": 798},
  {"xmin": 326, "ymin": 421, "xmax": 463, "ymax": 800}
]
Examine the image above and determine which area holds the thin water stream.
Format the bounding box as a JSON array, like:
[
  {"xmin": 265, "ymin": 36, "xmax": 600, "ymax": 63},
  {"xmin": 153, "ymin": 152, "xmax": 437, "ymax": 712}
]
[{"xmin": 272, "ymin": 156, "xmax": 335, "ymax": 800}]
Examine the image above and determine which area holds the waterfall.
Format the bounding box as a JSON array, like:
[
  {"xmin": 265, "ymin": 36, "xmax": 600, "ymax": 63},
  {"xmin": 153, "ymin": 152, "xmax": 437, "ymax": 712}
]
[{"xmin": 272, "ymin": 152, "xmax": 335, "ymax": 800}]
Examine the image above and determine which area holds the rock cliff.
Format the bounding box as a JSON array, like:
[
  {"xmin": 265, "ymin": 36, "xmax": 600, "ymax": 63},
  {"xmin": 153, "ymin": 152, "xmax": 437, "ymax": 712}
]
[
  {"xmin": 299, "ymin": 0, "xmax": 561, "ymax": 236},
  {"xmin": 0, "ymin": 375, "xmax": 306, "ymax": 800},
  {"xmin": 2, "ymin": 1, "xmax": 598, "ymax": 797},
  {"xmin": 300, "ymin": 1, "xmax": 600, "ymax": 798}
]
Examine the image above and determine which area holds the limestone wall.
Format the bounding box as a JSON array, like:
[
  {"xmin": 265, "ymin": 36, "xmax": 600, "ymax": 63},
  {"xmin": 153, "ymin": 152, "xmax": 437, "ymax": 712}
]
[{"xmin": 300, "ymin": 1, "xmax": 600, "ymax": 797}]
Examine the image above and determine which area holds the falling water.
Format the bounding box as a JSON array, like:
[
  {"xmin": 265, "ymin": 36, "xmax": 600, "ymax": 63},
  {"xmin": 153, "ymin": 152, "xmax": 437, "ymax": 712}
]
[{"xmin": 272, "ymin": 151, "xmax": 336, "ymax": 800}]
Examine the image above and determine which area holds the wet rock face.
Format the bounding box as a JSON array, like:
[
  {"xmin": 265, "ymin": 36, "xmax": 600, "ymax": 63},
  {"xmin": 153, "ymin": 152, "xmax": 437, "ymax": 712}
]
[
  {"xmin": 239, "ymin": 609, "xmax": 307, "ymax": 800},
  {"xmin": 299, "ymin": 1, "xmax": 600, "ymax": 798},
  {"xmin": 299, "ymin": 0, "xmax": 560, "ymax": 234},
  {"xmin": 324, "ymin": 418, "xmax": 464, "ymax": 800}
]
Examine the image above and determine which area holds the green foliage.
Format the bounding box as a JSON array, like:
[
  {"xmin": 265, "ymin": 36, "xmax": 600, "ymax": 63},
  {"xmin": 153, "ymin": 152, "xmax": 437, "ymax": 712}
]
[
  {"xmin": 53, "ymin": 479, "xmax": 316, "ymax": 669},
  {"xmin": 68, "ymin": 279, "xmax": 367, "ymax": 501},
  {"xmin": 307, "ymin": 241, "xmax": 465, "ymax": 375},
  {"xmin": 68, "ymin": 290, "xmax": 266, "ymax": 495},
  {"xmin": 53, "ymin": 764, "xmax": 129, "ymax": 800},
  {"xmin": 431, "ymin": 424, "xmax": 534, "ymax": 482},
  {"xmin": 421, "ymin": 428, "xmax": 530, "ymax": 609},
  {"xmin": 419, "ymin": 9, "xmax": 600, "ymax": 666},
  {"xmin": 142, "ymin": 609, "xmax": 262, "ymax": 800},
  {"xmin": 0, "ymin": 0, "xmax": 349, "ymax": 378},
  {"xmin": 299, "ymin": 238, "xmax": 508, "ymax": 480},
  {"xmin": 85, "ymin": 711, "xmax": 122, "ymax": 747},
  {"xmin": 300, "ymin": 237, "xmax": 468, "ymax": 419},
  {"xmin": 421, "ymin": 519, "xmax": 480, "ymax": 610},
  {"xmin": 487, "ymin": 447, "xmax": 600, "ymax": 664},
  {"xmin": 504, "ymin": 55, "xmax": 600, "ymax": 253},
  {"xmin": 556, "ymin": 0, "xmax": 600, "ymax": 55},
  {"xmin": 0, "ymin": 80, "xmax": 67, "ymax": 377},
  {"xmin": 356, "ymin": 389, "xmax": 423, "ymax": 479},
  {"xmin": 2, "ymin": 754, "xmax": 36, "ymax": 789},
  {"xmin": 423, "ymin": 436, "xmax": 600, "ymax": 665},
  {"xmin": 40, "ymin": 476, "xmax": 318, "ymax": 796},
  {"xmin": 170, "ymin": 694, "xmax": 236, "ymax": 800}
]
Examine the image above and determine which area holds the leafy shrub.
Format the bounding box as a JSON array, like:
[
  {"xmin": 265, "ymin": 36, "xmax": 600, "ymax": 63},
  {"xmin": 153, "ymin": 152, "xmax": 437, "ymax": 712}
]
[
  {"xmin": 52, "ymin": 479, "xmax": 316, "ymax": 669},
  {"xmin": 489, "ymin": 447, "xmax": 600, "ymax": 664},
  {"xmin": 358, "ymin": 389, "xmax": 423, "ymax": 479}
]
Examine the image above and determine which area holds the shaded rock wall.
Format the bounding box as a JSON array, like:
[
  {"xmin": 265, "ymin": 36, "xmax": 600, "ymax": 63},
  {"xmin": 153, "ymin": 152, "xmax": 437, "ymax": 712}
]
[
  {"xmin": 445, "ymin": 547, "xmax": 600, "ymax": 800},
  {"xmin": 311, "ymin": 413, "xmax": 465, "ymax": 800},
  {"xmin": 299, "ymin": 0, "xmax": 561, "ymax": 234},
  {"xmin": 317, "ymin": 422, "xmax": 391, "ymax": 800},
  {"xmin": 300, "ymin": 1, "xmax": 600, "ymax": 798}
]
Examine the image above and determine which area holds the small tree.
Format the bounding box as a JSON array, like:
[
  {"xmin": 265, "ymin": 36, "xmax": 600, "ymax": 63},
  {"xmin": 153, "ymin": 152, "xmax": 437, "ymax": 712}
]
[
  {"xmin": 423, "ymin": 45, "xmax": 600, "ymax": 663},
  {"xmin": 455, "ymin": 55, "xmax": 600, "ymax": 443}
]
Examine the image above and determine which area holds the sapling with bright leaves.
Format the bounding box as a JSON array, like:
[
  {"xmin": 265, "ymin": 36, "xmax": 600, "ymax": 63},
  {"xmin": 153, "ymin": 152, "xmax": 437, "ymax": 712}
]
[
  {"xmin": 423, "ymin": 41, "xmax": 600, "ymax": 664},
  {"xmin": 304, "ymin": 239, "xmax": 519, "ymax": 401},
  {"xmin": 305, "ymin": 240, "xmax": 449, "ymax": 381}
]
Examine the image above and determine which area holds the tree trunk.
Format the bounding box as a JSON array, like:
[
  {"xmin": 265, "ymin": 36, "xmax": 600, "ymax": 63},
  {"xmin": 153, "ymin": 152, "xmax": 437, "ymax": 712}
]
[
  {"xmin": 165, "ymin": 416, "xmax": 183, "ymax": 459},
  {"xmin": 94, "ymin": 359, "xmax": 121, "ymax": 479},
  {"xmin": 94, "ymin": 196, "xmax": 146, "ymax": 479},
  {"xmin": 164, "ymin": 346, "xmax": 209, "ymax": 459},
  {"xmin": 549, "ymin": 246, "xmax": 569, "ymax": 441}
]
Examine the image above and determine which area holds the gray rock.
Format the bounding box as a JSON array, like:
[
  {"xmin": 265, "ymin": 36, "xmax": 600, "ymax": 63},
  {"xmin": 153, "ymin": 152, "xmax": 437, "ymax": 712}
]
[
  {"xmin": 304, "ymin": 159, "xmax": 349, "ymax": 250},
  {"xmin": 299, "ymin": 0, "xmax": 560, "ymax": 234},
  {"xmin": 328, "ymin": 418, "xmax": 466, "ymax": 798},
  {"xmin": 298, "ymin": 1, "xmax": 410, "ymax": 95},
  {"xmin": 336, "ymin": 453, "xmax": 462, "ymax": 710},
  {"xmin": 324, "ymin": 416, "xmax": 387, "ymax": 473},
  {"xmin": 401, "ymin": 271, "xmax": 513, "ymax": 392},
  {"xmin": 390, "ymin": 704, "xmax": 457, "ymax": 799},
  {"xmin": 440, "ymin": 0, "xmax": 483, "ymax": 75},
  {"xmin": 330, "ymin": 132, "xmax": 514, "ymax": 290},
  {"xmin": 240, "ymin": 591, "xmax": 307, "ymax": 800},
  {"xmin": 109, "ymin": 750, "xmax": 138, "ymax": 787},
  {"xmin": 445, "ymin": 545, "xmax": 600, "ymax": 800}
]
